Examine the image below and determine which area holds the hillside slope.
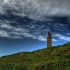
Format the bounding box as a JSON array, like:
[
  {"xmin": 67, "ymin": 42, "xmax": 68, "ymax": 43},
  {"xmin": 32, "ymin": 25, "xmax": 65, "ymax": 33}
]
[{"xmin": 0, "ymin": 42, "xmax": 70, "ymax": 70}]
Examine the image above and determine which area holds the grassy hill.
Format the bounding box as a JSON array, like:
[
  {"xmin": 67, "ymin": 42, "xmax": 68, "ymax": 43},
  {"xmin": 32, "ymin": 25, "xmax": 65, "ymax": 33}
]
[{"xmin": 0, "ymin": 42, "xmax": 70, "ymax": 70}]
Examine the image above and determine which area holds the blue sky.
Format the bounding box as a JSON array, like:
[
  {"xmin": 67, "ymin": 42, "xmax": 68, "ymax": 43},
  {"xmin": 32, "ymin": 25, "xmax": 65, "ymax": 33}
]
[
  {"xmin": 0, "ymin": 37, "xmax": 68, "ymax": 56},
  {"xmin": 0, "ymin": 0, "xmax": 70, "ymax": 56}
]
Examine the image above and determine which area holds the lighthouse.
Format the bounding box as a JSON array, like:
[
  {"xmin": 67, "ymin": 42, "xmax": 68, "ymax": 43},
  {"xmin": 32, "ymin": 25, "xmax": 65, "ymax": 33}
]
[{"xmin": 47, "ymin": 31, "xmax": 52, "ymax": 48}]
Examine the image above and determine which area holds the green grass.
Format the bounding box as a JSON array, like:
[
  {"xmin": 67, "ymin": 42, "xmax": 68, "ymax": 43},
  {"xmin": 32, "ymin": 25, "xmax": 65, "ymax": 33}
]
[{"xmin": 0, "ymin": 42, "xmax": 70, "ymax": 70}]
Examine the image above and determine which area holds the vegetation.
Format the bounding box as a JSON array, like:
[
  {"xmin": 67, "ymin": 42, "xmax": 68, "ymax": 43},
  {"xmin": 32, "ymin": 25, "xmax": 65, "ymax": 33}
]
[{"xmin": 0, "ymin": 42, "xmax": 70, "ymax": 70}]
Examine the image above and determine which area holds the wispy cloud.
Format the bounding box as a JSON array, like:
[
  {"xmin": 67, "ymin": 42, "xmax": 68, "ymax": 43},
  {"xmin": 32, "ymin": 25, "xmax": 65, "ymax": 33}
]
[
  {"xmin": 0, "ymin": 20, "xmax": 58, "ymax": 41},
  {"xmin": 0, "ymin": 30, "xmax": 9, "ymax": 37},
  {"xmin": 0, "ymin": 0, "xmax": 70, "ymax": 21},
  {"xmin": 54, "ymin": 34, "xmax": 70, "ymax": 41}
]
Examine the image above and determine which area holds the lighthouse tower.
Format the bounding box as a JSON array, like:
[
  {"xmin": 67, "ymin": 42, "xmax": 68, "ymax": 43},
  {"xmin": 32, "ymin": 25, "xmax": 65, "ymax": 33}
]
[{"xmin": 47, "ymin": 31, "xmax": 52, "ymax": 48}]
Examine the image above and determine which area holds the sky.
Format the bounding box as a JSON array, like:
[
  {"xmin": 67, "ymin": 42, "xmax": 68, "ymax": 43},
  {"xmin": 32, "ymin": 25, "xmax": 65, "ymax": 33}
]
[{"xmin": 0, "ymin": 0, "xmax": 70, "ymax": 56}]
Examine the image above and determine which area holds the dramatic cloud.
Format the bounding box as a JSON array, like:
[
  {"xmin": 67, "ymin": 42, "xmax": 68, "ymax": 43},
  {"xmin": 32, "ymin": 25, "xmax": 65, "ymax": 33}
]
[
  {"xmin": 0, "ymin": 0, "xmax": 70, "ymax": 42},
  {"xmin": 0, "ymin": 18, "xmax": 69, "ymax": 42},
  {"xmin": 0, "ymin": 20, "xmax": 57, "ymax": 41},
  {"xmin": 0, "ymin": 0, "xmax": 70, "ymax": 20}
]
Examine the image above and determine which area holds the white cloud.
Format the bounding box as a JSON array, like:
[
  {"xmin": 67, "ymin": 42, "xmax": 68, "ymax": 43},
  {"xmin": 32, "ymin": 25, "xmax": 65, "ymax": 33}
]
[
  {"xmin": 52, "ymin": 39, "xmax": 57, "ymax": 42},
  {"xmin": 33, "ymin": 35, "xmax": 57, "ymax": 42},
  {"xmin": 54, "ymin": 34, "xmax": 70, "ymax": 41},
  {"xmin": 36, "ymin": 36, "xmax": 46, "ymax": 41},
  {"xmin": 0, "ymin": 30, "xmax": 9, "ymax": 37}
]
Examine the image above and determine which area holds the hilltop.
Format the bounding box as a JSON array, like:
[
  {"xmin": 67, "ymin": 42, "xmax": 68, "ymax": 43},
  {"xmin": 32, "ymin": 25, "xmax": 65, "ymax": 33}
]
[{"xmin": 0, "ymin": 42, "xmax": 70, "ymax": 70}]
